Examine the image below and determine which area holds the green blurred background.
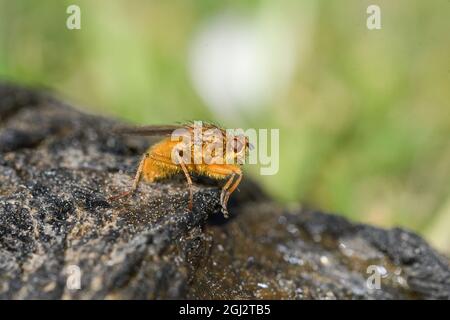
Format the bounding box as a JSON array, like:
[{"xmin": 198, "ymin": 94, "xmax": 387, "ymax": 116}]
[{"xmin": 0, "ymin": 1, "xmax": 449, "ymax": 253}]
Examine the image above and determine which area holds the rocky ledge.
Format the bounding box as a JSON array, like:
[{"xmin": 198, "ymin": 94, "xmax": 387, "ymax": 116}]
[{"xmin": 0, "ymin": 83, "xmax": 449, "ymax": 299}]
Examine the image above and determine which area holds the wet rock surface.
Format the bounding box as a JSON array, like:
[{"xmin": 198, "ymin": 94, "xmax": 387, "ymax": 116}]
[{"xmin": 0, "ymin": 83, "xmax": 449, "ymax": 299}]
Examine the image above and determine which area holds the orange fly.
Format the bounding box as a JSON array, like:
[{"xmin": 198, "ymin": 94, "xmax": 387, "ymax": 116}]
[{"xmin": 109, "ymin": 122, "xmax": 251, "ymax": 217}]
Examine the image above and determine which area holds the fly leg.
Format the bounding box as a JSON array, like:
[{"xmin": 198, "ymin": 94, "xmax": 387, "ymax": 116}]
[
  {"xmin": 220, "ymin": 173, "xmax": 235, "ymax": 205},
  {"xmin": 109, "ymin": 153, "xmax": 149, "ymax": 201},
  {"xmin": 176, "ymin": 153, "xmax": 194, "ymax": 210},
  {"xmin": 222, "ymin": 171, "xmax": 242, "ymax": 216},
  {"xmin": 202, "ymin": 165, "xmax": 243, "ymax": 218}
]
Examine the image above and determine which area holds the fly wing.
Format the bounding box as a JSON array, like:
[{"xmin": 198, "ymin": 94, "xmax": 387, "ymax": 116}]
[{"xmin": 112, "ymin": 125, "xmax": 186, "ymax": 136}]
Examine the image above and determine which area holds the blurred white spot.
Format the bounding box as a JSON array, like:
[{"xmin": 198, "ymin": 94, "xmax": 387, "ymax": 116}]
[
  {"xmin": 286, "ymin": 224, "xmax": 299, "ymax": 235},
  {"xmin": 376, "ymin": 265, "xmax": 388, "ymax": 277},
  {"xmin": 257, "ymin": 282, "xmax": 269, "ymax": 289},
  {"xmin": 188, "ymin": 13, "xmax": 300, "ymax": 120},
  {"xmin": 320, "ymin": 255, "xmax": 330, "ymax": 266}
]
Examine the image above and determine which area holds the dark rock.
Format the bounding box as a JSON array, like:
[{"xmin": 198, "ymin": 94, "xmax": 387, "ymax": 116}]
[{"xmin": 0, "ymin": 83, "xmax": 449, "ymax": 299}]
